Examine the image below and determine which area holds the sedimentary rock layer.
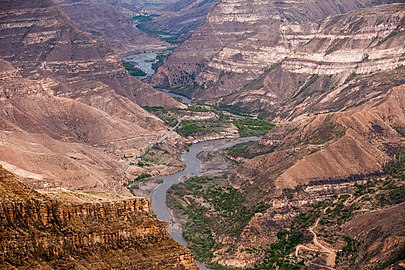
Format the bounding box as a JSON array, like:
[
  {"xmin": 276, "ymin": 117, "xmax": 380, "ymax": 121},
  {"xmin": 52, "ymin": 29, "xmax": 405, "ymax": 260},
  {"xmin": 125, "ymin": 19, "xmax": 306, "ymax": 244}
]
[
  {"xmin": 0, "ymin": 165, "xmax": 198, "ymax": 269},
  {"xmin": 152, "ymin": 1, "xmax": 404, "ymax": 110}
]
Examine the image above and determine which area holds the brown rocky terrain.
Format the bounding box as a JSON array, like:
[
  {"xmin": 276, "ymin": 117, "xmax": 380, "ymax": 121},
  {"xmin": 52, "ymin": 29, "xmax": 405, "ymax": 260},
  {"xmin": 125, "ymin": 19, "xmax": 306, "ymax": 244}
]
[
  {"xmin": 152, "ymin": 1, "xmax": 404, "ymax": 108},
  {"xmin": 0, "ymin": 59, "xmax": 160, "ymax": 193},
  {"xmin": 0, "ymin": 0, "xmax": 184, "ymax": 194},
  {"xmin": 218, "ymin": 83, "xmax": 405, "ymax": 266},
  {"xmin": 0, "ymin": 165, "xmax": 198, "ymax": 269},
  {"xmin": 157, "ymin": 2, "xmax": 405, "ymax": 268},
  {"xmin": 55, "ymin": 0, "xmax": 218, "ymax": 54},
  {"xmin": 344, "ymin": 203, "xmax": 405, "ymax": 269},
  {"xmin": 54, "ymin": 0, "xmax": 170, "ymax": 55},
  {"xmin": 0, "ymin": 0, "xmax": 181, "ymax": 107},
  {"xmin": 142, "ymin": 0, "xmax": 219, "ymax": 41}
]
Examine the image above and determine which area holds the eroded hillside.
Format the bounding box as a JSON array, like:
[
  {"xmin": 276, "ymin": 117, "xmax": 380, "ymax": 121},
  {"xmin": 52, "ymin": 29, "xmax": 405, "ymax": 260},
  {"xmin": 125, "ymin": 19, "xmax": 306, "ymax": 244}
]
[
  {"xmin": 0, "ymin": 0, "xmax": 182, "ymax": 194},
  {"xmin": 152, "ymin": 0, "xmax": 404, "ymax": 110},
  {"xmin": 0, "ymin": 165, "xmax": 198, "ymax": 269}
]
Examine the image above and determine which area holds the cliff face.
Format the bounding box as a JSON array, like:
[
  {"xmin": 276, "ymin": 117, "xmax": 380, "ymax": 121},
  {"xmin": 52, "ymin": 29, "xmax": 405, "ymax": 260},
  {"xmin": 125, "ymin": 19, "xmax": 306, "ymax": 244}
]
[
  {"xmin": 224, "ymin": 4, "xmax": 405, "ymax": 116},
  {"xmin": 232, "ymin": 83, "xmax": 405, "ymax": 203},
  {"xmin": 152, "ymin": 1, "xmax": 404, "ymax": 108},
  {"xmin": 144, "ymin": 0, "xmax": 219, "ymax": 40},
  {"xmin": 0, "ymin": 166, "xmax": 198, "ymax": 269},
  {"xmin": 55, "ymin": 0, "xmax": 218, "ymax": 54}
]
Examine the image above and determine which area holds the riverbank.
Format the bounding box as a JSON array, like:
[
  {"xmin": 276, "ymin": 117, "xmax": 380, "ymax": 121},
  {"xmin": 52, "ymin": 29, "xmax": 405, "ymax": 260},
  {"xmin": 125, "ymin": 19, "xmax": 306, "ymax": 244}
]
[{"xmin": 150, "ymin": 136, "xmax": 260, "ymax": 270}]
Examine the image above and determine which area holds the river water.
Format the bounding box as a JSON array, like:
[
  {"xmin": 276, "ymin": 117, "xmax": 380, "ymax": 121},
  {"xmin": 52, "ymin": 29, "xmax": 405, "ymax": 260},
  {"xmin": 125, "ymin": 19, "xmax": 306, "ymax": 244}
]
[
  {"xmin": 167, "ymin": 92, "xmax": 193, "ymax": 105},
  {"xmin": 122, "ymin": 52, "xmax": 157, "ymax": 78},
  {"xmin": 151, "ymin": 136, "xmax": 260, "ymax": 269}
]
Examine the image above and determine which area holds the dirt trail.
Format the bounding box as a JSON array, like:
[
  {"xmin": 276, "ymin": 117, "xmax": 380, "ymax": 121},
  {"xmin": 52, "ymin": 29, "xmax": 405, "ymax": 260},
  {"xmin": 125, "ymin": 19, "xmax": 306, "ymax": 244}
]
[{"xmin": 295, "ymin": 209, "xmax": 337, "ymax": 268}]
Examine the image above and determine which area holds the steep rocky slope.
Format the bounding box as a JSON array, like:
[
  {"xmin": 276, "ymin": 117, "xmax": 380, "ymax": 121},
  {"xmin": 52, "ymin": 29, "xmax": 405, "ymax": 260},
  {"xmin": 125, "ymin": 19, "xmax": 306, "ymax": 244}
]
[
  {"xmin": 0, "ymin": 59, "xmax": 160, "ymax": 193},
  {"xmin": 152, "ymin": 1, "xmax": 404, "ymax": 109},
  {"xmin": 55, "ymin": 0, "xmax": 218, "ymax": 52},
  {"xmin": 167, "ymin": 82, "xmax": 404, "ymax": 268},
  {"xmin": 0, "ymin": 165, "xmax": 198, "ymax": 269},
  {"xmin": 144, "ymin": 0, "xmax": 219, "ymax": 40},
  {"xmin": 232, "ymin": 81, "xmax": 405, "ymax": 201},
  {"xmin": 344, "ymin": 203, "xmax": 405, "ymax": 269},
  {"xmin": 0, "ymin": 0, "xmax": 181, "ymax": 193},
  {"xmin": 0, "ymin": 0, "xmax": 181, "ymax": 107},
  {"xmin": 54, "ymin": 0, "xmax": 169, "ymax": 55}
]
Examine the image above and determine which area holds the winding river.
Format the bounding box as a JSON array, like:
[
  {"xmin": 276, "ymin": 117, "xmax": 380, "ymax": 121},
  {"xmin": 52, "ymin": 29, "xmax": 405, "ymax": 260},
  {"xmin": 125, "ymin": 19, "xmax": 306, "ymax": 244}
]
[{"xmin": 151, "ymin": 136, "xmax": 260, "ymax": 269}]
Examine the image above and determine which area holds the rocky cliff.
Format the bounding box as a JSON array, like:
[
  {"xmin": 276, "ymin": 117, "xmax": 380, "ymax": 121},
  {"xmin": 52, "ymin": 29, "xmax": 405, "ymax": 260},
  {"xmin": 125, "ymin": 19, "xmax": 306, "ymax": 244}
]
[
  {"xmin": 152, "ymin": 1, "xmax": 404, "ymax": 109},
  {"xmin": 55, "ymin": 0, "xmax": 218, "ymax": 53},
  {"xmin": 202, "ymin": 74, "xmax": 405, "ymax": 269},
  {"xmin": 0, "ymin": 165, "xmax": 198, "ymax": 269}
]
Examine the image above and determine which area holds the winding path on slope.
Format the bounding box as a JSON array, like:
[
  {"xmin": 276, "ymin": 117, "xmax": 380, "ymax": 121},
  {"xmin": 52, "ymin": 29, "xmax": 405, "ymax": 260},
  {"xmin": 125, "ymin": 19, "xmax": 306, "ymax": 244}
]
[
  {"xmin": 294, "ymin": 192, "xmax": 364, "ymax": 268},
  {"xmin": 295, "ymin": 211, "xmax": 337, "ymax": 268}
]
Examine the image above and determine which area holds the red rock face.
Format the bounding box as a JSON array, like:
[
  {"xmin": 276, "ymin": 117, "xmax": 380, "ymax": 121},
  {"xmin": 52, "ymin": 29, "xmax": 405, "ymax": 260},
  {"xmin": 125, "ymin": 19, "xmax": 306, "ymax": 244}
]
[{"xmin": 0, "ymin": 166, "xmax": 198, "ymax": 269}]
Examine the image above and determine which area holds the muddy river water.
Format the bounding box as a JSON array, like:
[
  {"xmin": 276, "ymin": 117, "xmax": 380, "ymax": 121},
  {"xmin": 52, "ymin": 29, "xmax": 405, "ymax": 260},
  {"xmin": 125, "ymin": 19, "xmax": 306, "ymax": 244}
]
[{"xmin": 151, "ymin": 136, "xmax": 260, "ymax": 269}]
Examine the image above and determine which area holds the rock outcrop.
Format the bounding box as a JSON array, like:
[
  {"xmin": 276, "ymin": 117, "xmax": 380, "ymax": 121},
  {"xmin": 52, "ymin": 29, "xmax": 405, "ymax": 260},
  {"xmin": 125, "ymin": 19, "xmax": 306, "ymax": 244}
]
[
  {"xmin": 0, "ymin": 165, "xmax": 197, "ymax": 269},
  {"xmin": 343, "ymin": 203, "xmax": 405, "ymax": 269}
]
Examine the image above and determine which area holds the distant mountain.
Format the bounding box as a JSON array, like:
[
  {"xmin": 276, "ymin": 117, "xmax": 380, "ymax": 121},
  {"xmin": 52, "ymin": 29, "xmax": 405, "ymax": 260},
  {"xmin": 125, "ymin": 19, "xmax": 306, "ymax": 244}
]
[
  {"xmin": 152, "ymin": 0, "xmax": 404, "ymax": 109},
  {"xmin": 55, "ymin": 0, "xmax": 218, "ymax": 52},
  {"xmin": 54, "ymin": 0, "xmax": 169, "ymax": 55}
]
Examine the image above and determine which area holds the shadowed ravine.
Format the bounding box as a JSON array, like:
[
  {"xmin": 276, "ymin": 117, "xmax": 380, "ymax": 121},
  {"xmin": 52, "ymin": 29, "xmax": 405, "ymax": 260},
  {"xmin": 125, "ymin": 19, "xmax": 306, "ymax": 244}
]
[{"xmin": 151, "ymin": 136, "xmax": 261, "ymax": 270}]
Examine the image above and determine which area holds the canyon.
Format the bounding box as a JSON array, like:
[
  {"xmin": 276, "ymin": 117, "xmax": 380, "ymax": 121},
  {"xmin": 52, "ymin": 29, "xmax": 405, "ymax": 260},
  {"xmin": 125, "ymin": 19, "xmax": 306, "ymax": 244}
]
[
  {"xmin": 0, "ymin": 0, "xmax": 404, "ymax": 269},
  {"xmin": 0, "ymin": 0, "xmax": 198, "ymax": 268},
  {"xmin": 152, "ymin": 1, "xmax": 405, "ymax": 269}
]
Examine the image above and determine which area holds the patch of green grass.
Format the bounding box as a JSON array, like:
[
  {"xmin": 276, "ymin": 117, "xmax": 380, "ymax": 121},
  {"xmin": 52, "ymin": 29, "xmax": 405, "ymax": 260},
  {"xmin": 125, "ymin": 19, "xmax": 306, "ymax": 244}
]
[
  {"xmin": 168, "ymin": 177, "xmax": 267, "ymax": 263},
  {"xmin": 152, "ymin": 52, "xmax": 169, "ymax": 72},
  {"xmin": 177, "ymin": 120, "xmax": 224, "ymax": 137},
  {"xmin": 122, "ymin": 61, "xmax": 147, "ymax": 77},
  {"xmin": 133, "ymin": 173, "xmax": 151, "ymax": 182},
  {"xmin": 142, "ymin": 106, "xmax": 179, "ymax": 127},
  {"xmin": 248, "ymin": 212, "xmax": 318, "ymax": 270},
  {"xmin": 130, "ymin": 67, "xmax": 147, "ymax": 77},
  {"xmin": 233, "ymin": 119, "xmax": 275, "ymax": 137},
  {"xmin": 216, "ymin": 104, "xmax": 253, "ymax": 117},
  {"xmin": 133, "ymin": 14, "xmax": 159, "ymax": 23},
  {"xmin": 226, "ymin": 141, "xmax": 255, "ymax": 157}
]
